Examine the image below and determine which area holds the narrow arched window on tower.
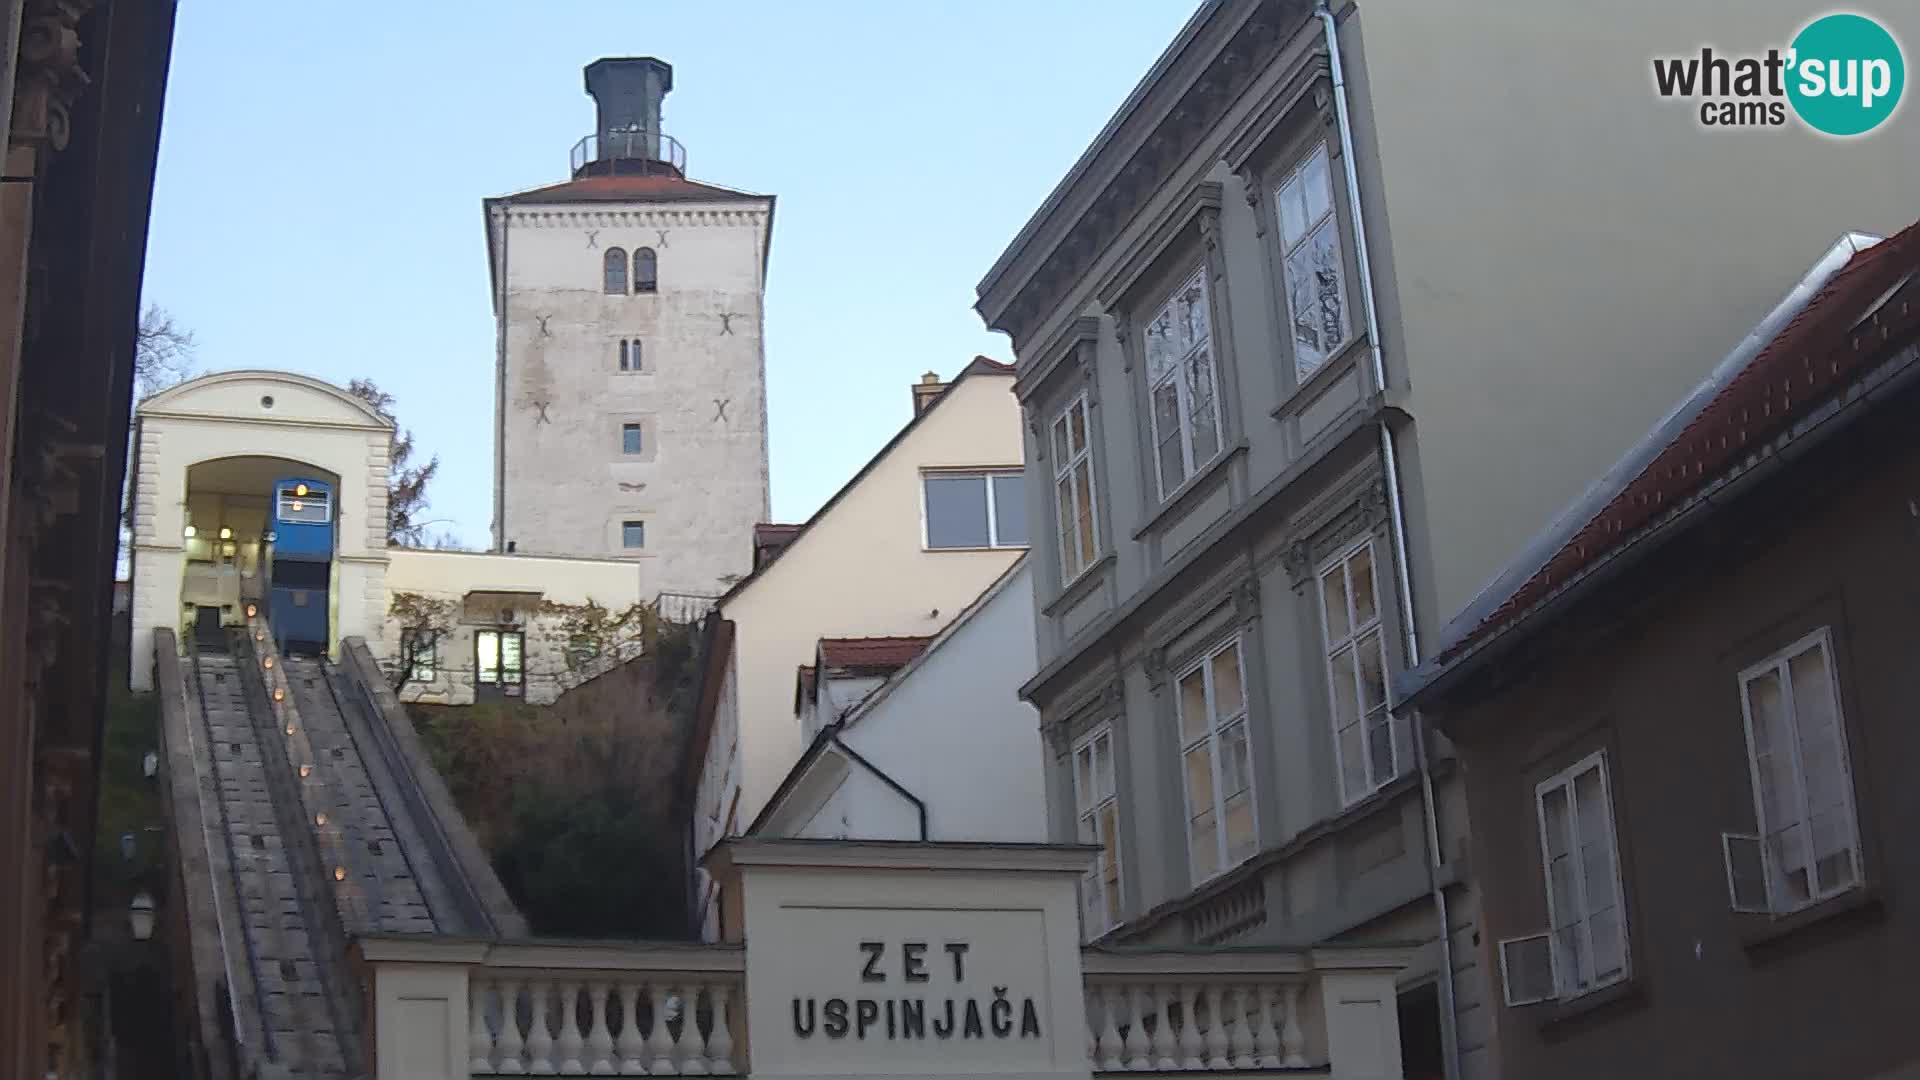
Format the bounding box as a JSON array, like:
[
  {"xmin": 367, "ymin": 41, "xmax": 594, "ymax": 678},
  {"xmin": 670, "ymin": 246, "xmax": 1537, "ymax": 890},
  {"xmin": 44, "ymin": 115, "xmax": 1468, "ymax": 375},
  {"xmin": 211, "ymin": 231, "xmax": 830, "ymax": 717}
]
[
  {"xmin": 634, "ymin": 247, "xmax": 658, "ymax": 293},
  {"xmin": 603, "ymin": 247, "xmax": 628, "ymax": 294}
]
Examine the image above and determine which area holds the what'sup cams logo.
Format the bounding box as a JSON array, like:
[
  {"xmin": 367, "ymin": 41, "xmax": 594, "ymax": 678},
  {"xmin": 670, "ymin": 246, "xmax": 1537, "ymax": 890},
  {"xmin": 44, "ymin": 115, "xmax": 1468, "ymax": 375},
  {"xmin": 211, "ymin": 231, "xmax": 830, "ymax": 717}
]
[{"xmin": 1652, "ymin": 12, "xmax": 1905, "ymax": 135}]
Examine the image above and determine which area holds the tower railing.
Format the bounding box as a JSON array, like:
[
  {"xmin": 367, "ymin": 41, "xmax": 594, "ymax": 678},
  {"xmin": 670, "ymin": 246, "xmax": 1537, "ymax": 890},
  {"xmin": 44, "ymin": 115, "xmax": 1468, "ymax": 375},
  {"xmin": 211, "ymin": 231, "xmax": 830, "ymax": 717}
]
[{"xmin": 570, "ymin": 130, "xmax": 687, "ymax": 176}]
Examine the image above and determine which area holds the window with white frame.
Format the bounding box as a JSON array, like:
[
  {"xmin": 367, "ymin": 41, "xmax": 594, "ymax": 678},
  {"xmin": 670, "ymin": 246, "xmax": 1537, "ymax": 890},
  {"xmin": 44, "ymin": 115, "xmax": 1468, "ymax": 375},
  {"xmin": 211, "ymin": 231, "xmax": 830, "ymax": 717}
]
[
  {"xmin": 1051, "ymin": 393, "xmax": 1100, "ymax": 581},
  {"xmin": 1318, "ymin": 539, "xmax": 1404, "ymax": 804},
  {"xmin": 1175, "ymin": 638, "xmax": 1256, "ymax": 883},
  {"xmin": 923, "ymin": 470, "xmax": 1028, "ymax": 549},
  {"xmin": 1071, "ymin": 726, "xmax": 1122, "ymax": 937},
  {"xmin": 1722, "ymin": 629, "xmax": 1861, "ymax": 916},
  {"xmin": 1142, "ymin": 267, "xmax": 1222, "ymax": 499},
  {"xmin": 1274, "ymin": 143, "xmax": 1351, "ymax": 380},
  {"xmin": 1499, "ymin": 751, "xmax": 1629, "ymax": 1006}
]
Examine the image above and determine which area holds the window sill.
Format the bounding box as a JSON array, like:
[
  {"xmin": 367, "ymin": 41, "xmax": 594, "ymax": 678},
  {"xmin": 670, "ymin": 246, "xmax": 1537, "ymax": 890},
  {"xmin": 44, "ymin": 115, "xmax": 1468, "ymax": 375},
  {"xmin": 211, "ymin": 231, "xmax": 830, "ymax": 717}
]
[
  {"xmin": 1738, "ymin": 883, "xmax": 1884, "ymax": 956},
  {"xmin": 1131, "ymin": 440, "xmax": 1249, "ymax": 542},
  {"xmin": 922, "ymin": 544, "xmax": 1030, "ymax": 555},
  {"xmin": 1044, "ymin": 552, "xmax": 1115, "ymax": 617},
  {"xmin": 1269, "ymin": 335, "xmax": 1367, "ymax": 421},
  {"xmin": 1535, "ymin": 977, "xmax": 1646, "ymax": 1038}
]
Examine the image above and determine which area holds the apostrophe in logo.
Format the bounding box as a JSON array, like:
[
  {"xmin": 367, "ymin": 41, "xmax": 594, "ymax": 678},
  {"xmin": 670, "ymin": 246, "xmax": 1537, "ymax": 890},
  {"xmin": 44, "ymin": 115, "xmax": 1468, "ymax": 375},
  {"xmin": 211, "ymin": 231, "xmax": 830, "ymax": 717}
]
[
  {"xmin": 1651, "ymin": 12, "xmax": 1905, "ymax": 136},
  {"xmin": 1786, "ymin": 13, "xmax": 1904, "ymax": 135}
]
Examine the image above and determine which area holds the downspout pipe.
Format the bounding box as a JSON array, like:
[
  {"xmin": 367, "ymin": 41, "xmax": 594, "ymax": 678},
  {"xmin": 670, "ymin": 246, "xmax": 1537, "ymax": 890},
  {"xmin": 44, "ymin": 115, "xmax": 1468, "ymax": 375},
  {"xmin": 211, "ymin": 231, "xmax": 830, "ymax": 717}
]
[{"xmin": 1315, "ymin": 5, "xmax": 1462, "ymax": 1079}]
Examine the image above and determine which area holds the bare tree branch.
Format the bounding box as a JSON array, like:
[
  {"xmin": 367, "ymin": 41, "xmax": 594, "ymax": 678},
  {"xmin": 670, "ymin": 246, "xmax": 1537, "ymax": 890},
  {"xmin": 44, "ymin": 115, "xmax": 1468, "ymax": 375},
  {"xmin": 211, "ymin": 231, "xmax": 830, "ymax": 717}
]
[
  {"xmin": 347, "ymin": 377, "xmax": 443, "ymax": 547},
  {"xmin": 134, "ymin": 304, "xmax": 196, "ymax": 396}
]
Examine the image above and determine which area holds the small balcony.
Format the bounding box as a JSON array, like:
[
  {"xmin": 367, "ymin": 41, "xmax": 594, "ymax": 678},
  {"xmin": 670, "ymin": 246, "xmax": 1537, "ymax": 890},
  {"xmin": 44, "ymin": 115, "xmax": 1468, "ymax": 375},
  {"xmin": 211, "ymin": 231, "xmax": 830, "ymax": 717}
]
[{"xmin": 570, "ymin": 130, "xmax": 688, "ymax": 178}]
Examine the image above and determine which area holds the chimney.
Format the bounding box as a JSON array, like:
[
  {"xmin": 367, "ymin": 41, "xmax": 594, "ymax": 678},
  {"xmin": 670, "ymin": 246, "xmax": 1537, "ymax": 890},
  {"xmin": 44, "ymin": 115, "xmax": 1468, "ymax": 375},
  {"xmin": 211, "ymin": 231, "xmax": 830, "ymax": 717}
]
[
  {"xmin": 582, "ymin": 57, "xmax": 675, "ymax": 172},
  {"xmin": 912, "ymin": 371, "xmax": 946, "ymax": 416}
]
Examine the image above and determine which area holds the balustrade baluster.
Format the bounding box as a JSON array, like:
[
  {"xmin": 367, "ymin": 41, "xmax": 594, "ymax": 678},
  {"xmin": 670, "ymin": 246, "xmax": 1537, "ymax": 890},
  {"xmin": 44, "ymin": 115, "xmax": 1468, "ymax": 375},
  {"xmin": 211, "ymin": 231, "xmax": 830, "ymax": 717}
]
[
  {"xmin": 497, "ymin": 978, "xmax": 528, "ymax": 1074},
  {"xmin": 1204, "ymin": 986, "xmax": 1230, "ymax": 1068},
  {"xmin": 649, "ymin": 984, "xmax": 676, "ymax": 1074},
  {"xmin": 1250, "ymin": 985, "xmax": 1281, "ymax": 1069},
  {"xmin": 527, "ymin": 979, "xmax": 557, "ymax": 1074},
  {"xmin": 1227, "ymin": 986, "xmax": 1255, "ymax": 1069},
  {"xmin": 617, "ymin": 981, "xmax": 647, "ymax": 1075},
  {"xmin": 1091, "ymin": 987, "xmax": 1119, "ymax": 1069},
  {"xmin": 1155, "ymin": 984, "xmax": 1180, "ymax": 1071},
  {"xmin": 586, "ymin": 982, "xmax": 615, "ymax": 1074},
  {"xmin": 708, "ymin": 983, "xmax": 737, "ymax": 1075},
  {"xmin": 558, "ymin": 980, "xmax": 586, "ymax": 1074},
  {"xmin": 1122, "ymin": 984, "xmax": 1152, "ymax": 1071},
  {"xmin": 1178, "ymin": 984, "xmax": 1205, "ymax": 1069},
  {"xmin": 1280, "ymin": 983, "xmax": 1307, "ymax": 1067},
  {"xmin": 678, "ymin": 983, "xmax": 710, "ymax": 1076},
  {"xmin": 471, "ymin": 979, "xmax": 496, "ymax": 1073}
]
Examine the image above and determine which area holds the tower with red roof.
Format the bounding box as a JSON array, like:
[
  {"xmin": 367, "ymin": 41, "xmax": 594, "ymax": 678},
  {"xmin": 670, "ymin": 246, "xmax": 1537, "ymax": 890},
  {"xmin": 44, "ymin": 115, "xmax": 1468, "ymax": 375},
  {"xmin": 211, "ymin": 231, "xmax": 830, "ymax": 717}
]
[{"xmin": 483, "ymin": 57, "xmax": 773, "ymax": 598}]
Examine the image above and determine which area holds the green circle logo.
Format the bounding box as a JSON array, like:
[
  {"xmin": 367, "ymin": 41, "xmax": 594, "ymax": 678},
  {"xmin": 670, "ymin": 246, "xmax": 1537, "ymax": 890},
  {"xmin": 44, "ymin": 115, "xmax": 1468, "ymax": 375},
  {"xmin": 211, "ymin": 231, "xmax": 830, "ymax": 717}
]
[{"xmin": 1787, "ymin": 13, "xmax": 1905, "ymax": 136}]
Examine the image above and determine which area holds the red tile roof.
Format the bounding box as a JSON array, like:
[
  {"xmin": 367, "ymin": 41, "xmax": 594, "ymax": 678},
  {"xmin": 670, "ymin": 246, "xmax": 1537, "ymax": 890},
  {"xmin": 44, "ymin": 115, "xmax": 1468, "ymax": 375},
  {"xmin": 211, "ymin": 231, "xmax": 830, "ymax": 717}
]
[
  {"xmin": 1437, "ymin": 221, "xmax": 1920, "ymax": 665},
  {"xmin": 497, "ymin": 172, "xmax": 765, "ymax": 205},
  {"xmin": 817, "ymin": 636, "xmax": 936, "ymax": 672}
]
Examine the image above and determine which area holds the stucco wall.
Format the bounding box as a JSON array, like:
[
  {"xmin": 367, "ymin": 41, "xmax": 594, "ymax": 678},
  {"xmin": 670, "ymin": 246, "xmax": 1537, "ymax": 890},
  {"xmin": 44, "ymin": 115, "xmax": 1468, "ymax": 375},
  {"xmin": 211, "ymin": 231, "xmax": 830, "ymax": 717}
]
[
  {"xmin": 128, "ymin": 371, "xmax": 393, "ymax": 690},
  {"xmin": 1344, "ymin": 0, "xmax": 1920, "ymax": 629},
  {"xmin": 494, "ymin": 197, "xmax": 772, "ymax": 600},
  {"xmin": 711, "ymin": 372, "xmax": 1026, "ymax": 845},
  {"xmin": 831, "ymin": 560, "xmax": 1047, "ymax": 843},
  {"xmin": 378, "ymin": 547, "xmax": 645, "ymax": 707}
]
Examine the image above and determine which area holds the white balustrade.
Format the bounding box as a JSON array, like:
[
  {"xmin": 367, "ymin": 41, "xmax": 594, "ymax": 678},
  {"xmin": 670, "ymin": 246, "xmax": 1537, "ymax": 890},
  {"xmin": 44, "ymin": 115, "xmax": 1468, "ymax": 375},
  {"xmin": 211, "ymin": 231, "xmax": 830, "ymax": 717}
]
[
  {"xmin": 469, "ymin": 973, "xmax": 743, "ymax": 1076},
  {"xmin": 1081, "ymin": 973, "xmax": 1309, "ymax": 1072}
]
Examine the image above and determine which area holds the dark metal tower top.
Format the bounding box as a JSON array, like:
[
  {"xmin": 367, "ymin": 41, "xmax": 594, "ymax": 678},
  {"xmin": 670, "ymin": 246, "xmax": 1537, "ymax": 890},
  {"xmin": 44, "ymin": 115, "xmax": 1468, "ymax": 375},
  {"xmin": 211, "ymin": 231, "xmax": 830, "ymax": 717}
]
[{"xmin": 572, "ymin": 57, "xmax": 686, "ymax": 178}]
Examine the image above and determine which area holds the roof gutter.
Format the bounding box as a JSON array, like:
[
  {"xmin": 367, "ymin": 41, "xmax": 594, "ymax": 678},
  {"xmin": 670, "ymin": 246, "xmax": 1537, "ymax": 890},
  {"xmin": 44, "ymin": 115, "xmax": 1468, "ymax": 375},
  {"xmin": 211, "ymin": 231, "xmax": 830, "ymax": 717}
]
[{"xmin": 1406, "ymin": 334, "xmax": 1920, "ymax": 714}]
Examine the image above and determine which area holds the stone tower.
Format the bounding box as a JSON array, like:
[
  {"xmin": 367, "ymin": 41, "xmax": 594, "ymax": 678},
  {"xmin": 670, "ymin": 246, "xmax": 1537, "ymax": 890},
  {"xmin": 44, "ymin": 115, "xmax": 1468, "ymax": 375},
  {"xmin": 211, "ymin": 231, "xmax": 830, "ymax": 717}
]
[{"xmin": 484, "ymin": 57, "xmax": 772, "ymax": 597}]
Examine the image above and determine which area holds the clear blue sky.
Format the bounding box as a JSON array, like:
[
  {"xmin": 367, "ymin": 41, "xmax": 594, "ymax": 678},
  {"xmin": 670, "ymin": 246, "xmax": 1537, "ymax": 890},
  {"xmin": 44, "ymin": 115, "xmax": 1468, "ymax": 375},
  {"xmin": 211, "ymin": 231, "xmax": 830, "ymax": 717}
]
[{"xmin": 142, "ymin": 2, "xmax": 1198, "ymax": 547}]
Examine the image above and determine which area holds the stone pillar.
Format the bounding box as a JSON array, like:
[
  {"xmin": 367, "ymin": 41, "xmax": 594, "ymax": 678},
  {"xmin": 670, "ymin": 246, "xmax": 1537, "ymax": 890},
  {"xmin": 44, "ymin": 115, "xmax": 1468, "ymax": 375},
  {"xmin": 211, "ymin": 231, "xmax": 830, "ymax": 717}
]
[
  {"xmin": 365, "ymin": 956, "xmax": 476, "ymax": 1080},
  {"xmin": 1317, "ymin": 969, "xmax": 1406, "ymax": 1080}
]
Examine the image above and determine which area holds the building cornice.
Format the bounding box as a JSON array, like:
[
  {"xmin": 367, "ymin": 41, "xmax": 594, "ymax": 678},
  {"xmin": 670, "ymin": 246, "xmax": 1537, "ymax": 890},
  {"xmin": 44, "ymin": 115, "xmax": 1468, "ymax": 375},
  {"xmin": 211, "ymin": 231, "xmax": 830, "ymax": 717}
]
[
  {"xmin": 975, "ymin": 0, "xmax": 1306, "ymax": 351},
  {"xmin": 495, "ymin": 204, "xmax": 770, "ymax": 231}
]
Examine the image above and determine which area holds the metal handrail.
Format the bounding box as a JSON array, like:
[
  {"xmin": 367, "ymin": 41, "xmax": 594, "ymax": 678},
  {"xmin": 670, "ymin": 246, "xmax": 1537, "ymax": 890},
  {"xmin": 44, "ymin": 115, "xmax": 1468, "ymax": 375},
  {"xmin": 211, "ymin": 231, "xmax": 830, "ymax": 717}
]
[
  {"xmin": 185, "ymin": 637, "xmax": 279, "ymax": 1065},
  {"xmin": 569, "ymin": 129, "xmax": 687, "ymax": 174}
]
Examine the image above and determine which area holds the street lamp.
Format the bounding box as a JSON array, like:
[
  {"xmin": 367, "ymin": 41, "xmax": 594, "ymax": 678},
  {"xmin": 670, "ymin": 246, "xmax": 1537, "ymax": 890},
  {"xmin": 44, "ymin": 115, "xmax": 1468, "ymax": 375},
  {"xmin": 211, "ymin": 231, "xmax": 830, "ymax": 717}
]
[{"xmin": 129, "ymin": 892, "xmax": 155, "ymax": 942}]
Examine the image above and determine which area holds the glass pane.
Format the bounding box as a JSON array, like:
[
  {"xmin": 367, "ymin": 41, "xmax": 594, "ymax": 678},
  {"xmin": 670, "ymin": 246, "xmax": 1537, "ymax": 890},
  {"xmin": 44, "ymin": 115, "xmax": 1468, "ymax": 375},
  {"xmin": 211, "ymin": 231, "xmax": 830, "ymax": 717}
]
[
  {"xmin": 502, "ymin": 633, "xmax": 524, "ymax": 679},
  {"xmin": 1541, "ymin": 785, "xmax": 1572, "ymax": 860},
  {"xmin": 1745, "ymin": 670, "xmax": 1800, "ymax": 833},
  {"xmin": 1768, "ymin": 823, "xmax": 1811, "ymax": 904},
  {"xmin": 1184, "ymin": 744, "xmax": 1215, "ymax": 822},
  {"xmin": 1337, "ymin": 721, "xmax": 1365, "ymax": 802},
  {"xmin": 924, "ymin": 475, "xmax": 990, "ymax": 548},
  {"xmin": 1069, "ymin": 400, "xmax": 1088, "ymax": 456},
  {"xmin": 1798, "ymin": 731, "xmax": 1845, "ymax": 814},
  {"xmin": 1178, "ymin": 668, "xmax": 1209, "ymax": 744},
  {"xmin": 1176, "ymin": 272, "xmax": 1210, "ymax": 350},
  {"xmin": 476, "ymin": 631, "xmax": 499, "ymax": 683},
  {"xmin": 1186, "ymin": 350, "xmax": 1220, "ymax": 463},
  {"xmin": 1223, "ymin": 791, "xmax": 1255, "ymax": 863},
  {"xmin": 1144, "ymin": 304, "xmax": 1179, "ymax": 382},
  {"xmin": 1321, "ymin": 567, "xmax": 1351, "ymax": 642},
  {"xmin": 1189, "ymin": 810, "xmax": 1218, "ymax": 882},
  {"xmin": 1555, "ymin": 924, "xmax": 1590, "ymax": 994},
  {"xmin": 603, "ymin": 248, "xmax": 627, "ymax": 293},
  {"xmin": 1093, "ymin": 734, "xmax": 1113, "ymax": 800},
  {"xmin": 1808, "ymin": 806, "xmax": 1856, "ymax": 894},
  {"xmin": 1308, "ymin": 219, "xmax": 1350, "ymax": 358},
  {"xmin": 623, "ymin": 425, "xmax": 643, "ymax": 454},
  {"xmin": 1052, "ymin": 413, "xmax": 1071, "ymax": 468},
  {"xmin": 1588, "ymin": 906, "xmax": 1625, "ymax": 981},
  {"xmin": 1211, "ymin": 646, "xmax": 1244, "ymax": 720},
  {"xmin": 1220, "ymin": 721, "xmax": 1252, "ymax": 796},
  {"xmin": 1276, "ymin": 176, "xmax": 1310, "ymax": 248},
  {"xmin": 623, "ymin": 521, "xmax": 646, "ymax": 549},
  {"xmin": 1099, "ymin": 804, "xmax": 1121, "ymax": 867},
  {"xmin": 1366, "ymin": 715, "xmax": 1394, "ymax": 787},
  {"xmin": 1301, "ymin": 146, "xmax": 1334, "ymax": 230},
  {"xmin": 1349, "ymin": 545, "xmax": 1378, "ymax": 626},
  {"xmin": 1286, "ymin": 240, "xmax": 1329, "ymax": 375},
  {"xmin": 1057, "ymin": 476, "xmax": 1080, "ymax": 577},
  {"xmin": 1073, "ymin": 747, "xmax": 1093, "ymax": 814},
  {"xmin": 991, "ymin": 473, "xmax": 1029, "ymax": 546},
  {"xmin": 1357, "ymin": 633, "xmax": 1387, "ymax": 714},
  {"xmin": 1329, "ymin": 647, "xmax": 1359, "ymax": 727},
  {"xmin": 1152, "ymin": 380, "xmax": 1186, "ymax": 494},
  {"xmin": 1073, "ymin": 461, "xmax": 1097, "ymax": 566}
]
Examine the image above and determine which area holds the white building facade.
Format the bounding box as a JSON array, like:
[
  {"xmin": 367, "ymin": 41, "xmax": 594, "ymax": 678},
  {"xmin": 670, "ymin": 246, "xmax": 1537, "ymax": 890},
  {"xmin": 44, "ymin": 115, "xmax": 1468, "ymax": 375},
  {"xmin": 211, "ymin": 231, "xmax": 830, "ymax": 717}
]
[{"xmin": 486, "ymin": 57, "xmax": 772, "ymax": 598}]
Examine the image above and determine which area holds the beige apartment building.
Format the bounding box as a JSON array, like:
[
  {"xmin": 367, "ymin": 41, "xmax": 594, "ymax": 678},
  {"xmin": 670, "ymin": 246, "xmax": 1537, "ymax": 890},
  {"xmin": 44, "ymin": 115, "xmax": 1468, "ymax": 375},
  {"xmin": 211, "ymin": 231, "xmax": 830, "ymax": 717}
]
[{"xmin": 974, "ymin": 2, "xmax": 1917, "ymax": 1078}]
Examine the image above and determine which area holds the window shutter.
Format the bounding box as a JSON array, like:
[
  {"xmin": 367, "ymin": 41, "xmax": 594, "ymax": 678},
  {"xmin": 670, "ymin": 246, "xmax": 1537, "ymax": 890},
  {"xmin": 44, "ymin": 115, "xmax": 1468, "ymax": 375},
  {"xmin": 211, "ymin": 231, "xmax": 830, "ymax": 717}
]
[
  {"xmin": 1498, "ymin": 933, "xmax": 1555, "ymax": 1006},
  {"xmin": 1722, "ymin": 832, "xmax": 1770, "ymax": 914}
]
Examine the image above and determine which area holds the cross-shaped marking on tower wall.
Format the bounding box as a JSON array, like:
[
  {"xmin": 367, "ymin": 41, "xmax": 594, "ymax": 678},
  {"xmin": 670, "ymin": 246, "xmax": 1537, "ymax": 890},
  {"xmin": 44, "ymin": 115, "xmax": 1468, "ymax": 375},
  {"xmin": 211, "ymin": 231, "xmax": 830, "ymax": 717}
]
[
  {"xmin": 536, "ymin": 314, "xmax": 552, "ymax": 337},
  {"xmin": 717, "ymin": 312, "xmax": 742, "ymax": 336},
  {"xmin": 712, "ymin": 398, "xmax": 730, "ymax": 422},
  {"xmin": 585, "ymin": 229, "xmax": 600, "ymax": 248},
  {"xmin": 533, "ymin": 402, "xmax": 551, "ymax": 424},
  {"xmin": 655, "ymin": 229, "xmax": 670, "ymax": 249}
]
